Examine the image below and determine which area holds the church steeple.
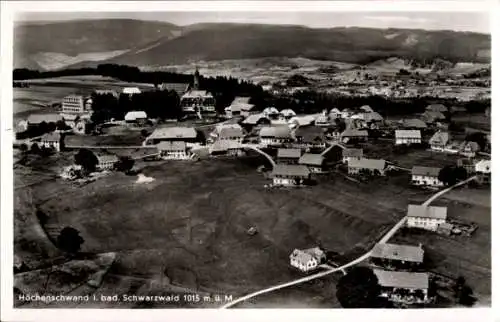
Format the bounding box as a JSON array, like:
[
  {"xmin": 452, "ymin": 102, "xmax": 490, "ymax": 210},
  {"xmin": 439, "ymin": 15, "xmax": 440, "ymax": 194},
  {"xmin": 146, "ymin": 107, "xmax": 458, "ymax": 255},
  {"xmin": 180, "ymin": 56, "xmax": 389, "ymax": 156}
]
[{"xmin": 193, "ymin": 67, "xmax": 200, "ymax": 90}]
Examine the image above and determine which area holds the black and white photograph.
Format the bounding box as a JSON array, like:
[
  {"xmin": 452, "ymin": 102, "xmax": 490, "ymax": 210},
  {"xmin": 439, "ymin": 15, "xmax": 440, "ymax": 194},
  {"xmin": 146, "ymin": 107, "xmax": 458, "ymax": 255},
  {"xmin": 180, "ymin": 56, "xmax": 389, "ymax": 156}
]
[{"xmin": 0, "ymin": 1, "xmax": 496, "ymax": 320}]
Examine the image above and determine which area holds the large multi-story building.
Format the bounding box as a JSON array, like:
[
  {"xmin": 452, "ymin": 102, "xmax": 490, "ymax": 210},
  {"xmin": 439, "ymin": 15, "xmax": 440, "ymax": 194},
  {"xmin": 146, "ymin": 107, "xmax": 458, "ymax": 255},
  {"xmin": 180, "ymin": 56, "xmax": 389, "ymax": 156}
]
[
  {"xmin": 180, "ymin": 69, "xmax": 216, "ymax": 116},
  {"xmin": 62, "ymin": 95, "xmax": 87, "ymax": 114}
]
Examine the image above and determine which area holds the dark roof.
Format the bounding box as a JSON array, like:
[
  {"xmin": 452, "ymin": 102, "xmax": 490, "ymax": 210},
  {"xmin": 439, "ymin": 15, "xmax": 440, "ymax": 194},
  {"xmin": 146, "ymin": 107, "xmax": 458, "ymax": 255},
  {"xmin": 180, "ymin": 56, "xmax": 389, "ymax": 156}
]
[
  {"xmin": 371, "ymin": 243, "xmax": 424, "ymax": 263},
  {"xmin": 219, "ymin": 127, "xmax": 244, "ymax": 139},
  {"xmin": 342, "ymin": 148, "xmax": 363, "ymax": 158},
  {"xmin": 294, "ymin": 125, "xmax": 324, "ymax": 142},
  {"xmin": 298, "ymin": 153, "xmax": 324, "ymax": 166},
  {"xmin": 407, "ymin": 204, "xmax": 447, "ymax": 220},
  {"xmin": 259, "ymin": 126, "xmax": 291, "ymax": 138},
  {"xmin": 277, "ymin": 148, "xmax": 302, "ymax": 159},
  {"xmin": 374, "ymin": 269, "xmax": 429, "ymax": 289},
  {"xmin": 160, "ymin": 83, "xmax": 189, "ymax": 95},
  {"xmin": 271, "ymin": 164, "xmax": 310, "ymax": 177},
  {"xmin": 348, "ymin": 158, "xmax": 386, "ymax": 170},
  {"xmin": 429, "ymin": 131, "xmax": 450, "ymax": 146},
  {"xmin": 411, "ymin": 166, "xmax": 440, "ymax": 177},
  {"xmin": 41, "ymin": 132, "xmax": 62, "ymax": 141}
]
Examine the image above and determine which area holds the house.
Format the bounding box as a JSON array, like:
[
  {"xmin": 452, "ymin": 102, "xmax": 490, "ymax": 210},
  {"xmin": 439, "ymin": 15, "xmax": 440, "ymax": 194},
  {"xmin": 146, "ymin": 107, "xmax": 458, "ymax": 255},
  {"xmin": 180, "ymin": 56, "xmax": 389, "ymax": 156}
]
[
  {"xmin": 407, "ymin": 204, "xmax": 448, "ymax": 231},
  {"xmin": 280, "ymin": 109, "xmax": 297, "ymax": 120},
  {"xmin": 226, "ymin": 97, "xmax": 256, "ymax": 118},
  {"xmin": 457, "ymin": 158, "xmax": 476, "ymax": 175},
  {"xmin": 122, "ymin": 87, "xmax": 142, "ymax": 95},
  {"xmin": 341, "ymin": 129, "xmax": 368, "ymax": 143},
  {"xmin": 40, "ymin": 132, "xmax": 64, "ymax": 152},
  {"xmin": 347, "ymin": 158, "xmax": 386, "ymax": 176},
  {"xmin": 360, "ymin": 105, "xmax": 374, "ymax": 113},
  {"xmin": 289, "ymin": 247, "xmax": 326, "ymax": 272},
  {"xmin": 425, "ymin": 104, "xmax": 448, "ymax": 113},
  {"xmin": 157, "ymin": 141, "xmax": 191, "ymax": 160},
  {"xmin": 422, "ymin": 111, "xmax": 446, "ymax": 124},
  {"xmin": 370, "ymin": 243, "xmax": 424, "ymax": 270},
  {"xmin": 329, "ymin": 108, "xmax": 342, "ymax": 119},
  {"xmin": 124, "ymin": 111, "xmax": 148, "ymax": 124},
  {"xmin": 458, "ymin": 141, "xmax": 480, "ymax": 158},
  {"xmin": 158, "ymin": 83, "xmax": 190, "ymax": 95},
  {"xmin": 96, "ymin": 154, "xmax": 119, "ymax": 171},
  {"xmin": 242, "ymin": 114, "xmax": 270, "ymax": 126},
  {"xmin": 259, "ymin": 126, "xmax": 293, "ymax": 146},
  {"xmin": 395, "ymin": 130, "xmax": 422, "ymax": 145},
  {"xmin": 277, "ymin": 148, "xmax": 302, "ymax": 165},
  {"xmin": 143, "ymin": 126, "xmax": 198, "ymax": 146},
  {"xmin": 298, "ymin": 153, "xmax": 325, "ymax": 173},
  {"xmin": 94, "ymin": 89, "xmax": 118, "ymax": 97},
  {"xmin": 180, "ymin": 90, "xmax": 216, "ymax": 115},
  {"xmin": 210, "ymin": 140, "xmax": 242, "ymax": 156},
  {"xmin": 475, "ymin": 159, "xmax": 491, "ymax": 184},
  {"xmin": 340, "ymin": 108, "xmax": 355, "ymax": 119},
  {"xmin": 342, "ymin": 148, "xmax": 363, "ymax": 164},
  {"xmin": 374, "ymin": 269, "xmax": 429, "ymax": 304},
  {"xmin": 361, "ymin": 112, "xmax": 384, "ymax": 123},
  {"xmin": 212, "ymin": 124, "xmax": 244, "ymax": 143},
  {"xmin": 27, "ymin": 113, "xmax": 64, "ymax": 129},
  {"xmin": 62, "ymin": 95, "xmax": 86, "ymax": 114},
  {"xmin": 294, "ymin": 126, "xmax": 326, "ymax": 149},
  {"xmin": 262, "ymin": 107, "xmax": 280, "ymax": 119},
  {"xmin": 429, "ymin": 131, "xmax": 450, "ymax": 151},
  {"xmin": 399, "ymin": 119, "xmax": 427, "ymax": 130},
  {"xmin": 270, "ymin": 164, "xmax": 311, "ymax": 186},
  {"xmin": 411, "ymin": 166, "xmax": 444, "ymax": 187}
]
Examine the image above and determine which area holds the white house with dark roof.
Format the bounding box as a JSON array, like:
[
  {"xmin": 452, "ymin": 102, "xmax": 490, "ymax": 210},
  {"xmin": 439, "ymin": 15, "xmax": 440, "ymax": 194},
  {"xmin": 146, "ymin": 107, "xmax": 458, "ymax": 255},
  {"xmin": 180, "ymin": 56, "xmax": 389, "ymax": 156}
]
[
  {"xmin": 259, "ymin": 126, "xmax": 293, "ymax": 146},
  {"xmin": 298, "ymin": 153, "xmax": 325, "ymax": 173},
  {"xmin": 289, "ymin": 247, "xmax": 326, "ymax": 272},
  {"xmin": 96, "ymin": 154, "xmax": 119, "ymax": 171},
  {"xmin": 374, "ymin": 269, "xmax": 429, "ymax": 304},
  {"xmin": 181, "ymin": 90, "xmax": 216, "ymax": 114},
  {"xmin": 407, "ymin": 204, "xmax": 447, "ymax": 231},
  {"xmin": 348, "ymin": 158, "xmax": 386, "ymax": 176},
  {"xmin": 40, "ymin": 132, "xmax": 64, "ymax": 152},
  {"xmin": 411, "ymin": 166, "xmax": 444, "ymax": 187},
  {"xmin": 157, "ymin": 141, "xmax": 190, "ymax": 160},
  {"xmin": 395, "ymin": 130, "xmax": 421, "ymax": 145},
  {"xmin": 342, "ymin": 148, "xmax": 363, "ymax": 164},
  {"xmin": 277, "ymin": 148, "xmax": 302, "ymax": 164},
  {"xmin": 429, "ymin": 131, "xmax": 450, "ymax": 151},
  {"xmin": 270, "ymin": 164, "xmax": 311, "ymax": 186},
  {"xmin": 143, "ymin": 126, "xmax": 198, "ymax": 146},
  {"xmin": 370, "ymin": 243, "xmax": 424, "ymax": 269}
]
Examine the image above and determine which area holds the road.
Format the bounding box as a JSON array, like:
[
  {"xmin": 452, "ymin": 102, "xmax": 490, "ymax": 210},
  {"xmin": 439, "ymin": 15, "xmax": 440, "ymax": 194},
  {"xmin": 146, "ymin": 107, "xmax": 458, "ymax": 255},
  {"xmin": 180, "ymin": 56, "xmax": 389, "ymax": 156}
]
[{"xmin": 221, "ymin": 176, "xmax": 476, "ymax": 308}]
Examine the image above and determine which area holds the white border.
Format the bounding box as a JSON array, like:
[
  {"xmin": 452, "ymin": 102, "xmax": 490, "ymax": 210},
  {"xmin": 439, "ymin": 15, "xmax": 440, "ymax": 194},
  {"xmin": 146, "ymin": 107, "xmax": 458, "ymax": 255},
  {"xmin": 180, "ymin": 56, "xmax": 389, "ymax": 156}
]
[{"xmin": 1, "ymin": 2, "xmax": 497, "ymax": 322}]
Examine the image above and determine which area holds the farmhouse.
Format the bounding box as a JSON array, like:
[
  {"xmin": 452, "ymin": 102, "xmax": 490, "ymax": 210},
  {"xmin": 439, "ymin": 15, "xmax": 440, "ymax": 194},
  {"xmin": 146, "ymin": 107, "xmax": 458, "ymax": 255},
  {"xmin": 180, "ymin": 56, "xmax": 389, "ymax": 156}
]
[
  {"xmin": 399, "ymin": 119, "xmax": 427, "ymax": 130},
  {"xmin": 210, "ymin": 140, "xmax": 242, "ymax": 156},
  {"xmin": 341, "ymin": 129, "xmax": 368, "ymax": 143},
  {"xmin": 277, "ymin": 148, "xmax": 302, "ymax": 164},
  {"xmin": 242, "ymin": 114, "xmax": 270, "ymax": 126},
  {"xmin": 226, "ymin": 97, "xmax": 256, "ymax": 118},
  {"xmin": 181, "ymin": 90, "xmax": 216, "ymax": 115},
  {"xmin": 370, "ymin": 243, "xmax": 424, "ymax": 270},
  {"xmin": 143, "ymin": 126, "xmax": 198, "ymax": 146},
  {"xmin": 411, "ymin": 166, "xmax": 444, "ymax": 187},
  {"xmin": 158, "ymin": 83, "xmax": 189, "ymax": 95},
  {"xmin": 475, "ymin": 159, "xmax": 491, "ymax": 184},
  {"xmin": 124, "ymin": 111, "xmax": 148, "ymax": 124},
  {"xmin": 280, "ymin": 109, "xmax": 297, "ymax": 120},
  {"xmin": 122, "ymin": 87, "xmax": 142, "ymax": 95},
  {"xmin": 342, "ymin": 148, "xmax": 363, "ymax": 164},
  {"xmin": 270, "ymin": 164, "xmax": 311, "ymax": 186},
  {"xmin": 458, "ymin": 141, "xmax": 480, "ymax": 158},
  {"xmin": 96, "ymin": 154, "xmax": 119, "ymax": 171},
  {"xmin": 347, "ymin": 158, "xmax": 386, "ymax": 176},
  {"xmin": 289, "ymin": 247, "xmax": 326, "ymax": 272},
  {"xmin": 259, "ymin": 126, "xmax": 293, "ymax": 146},
  {"xmin": 216, "ymin": 124, "xmax": 244, "ymax": 143},
  {"xmin": 315, "ymin": 113, "xmax": 331, "ymax": 127},
  {"xmin": 395, "ymin": 130, "xmax": 422, "ymax": 145},
  {"xmin": 361, "ymin": 111, "xmax": 384, "ymax": 123},
  {"xmin": 407, "ymin": 204, "xmax": 448, "ymax": 231},
  {"xmin": 157, "ymin": 141, "xmax": 191, "ymax": 160},
  {"xmin": 298, "ymin": 153, "xmax": 325, "ymax": 173},
  {"xmin": 40, "ymin": 132, "xmax": 64, "ymax": 152},
  {"xmin": 62, "ymin": 95, "xmax": 87, "ymax": 114},
  {"xmin": 374, "ymin": 269, "xmax": 429, "ymax": 304},
  {"xmin": 429, "ymin": 131, "xmax": 450, "ymax": 151},
  {"xmin": 262, "ymin": 107, "xmax": 280, "ymax": 119},
  {"xmin": 294, "ymin": 126, "xmax": 326, "ymax": 148}
]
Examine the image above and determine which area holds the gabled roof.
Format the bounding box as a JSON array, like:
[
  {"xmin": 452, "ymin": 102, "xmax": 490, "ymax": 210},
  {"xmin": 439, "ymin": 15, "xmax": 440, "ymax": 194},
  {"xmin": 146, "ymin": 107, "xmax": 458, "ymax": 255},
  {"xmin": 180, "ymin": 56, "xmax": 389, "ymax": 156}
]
[
  {"xmin": 360, "ymin": 105, "xmax": 374, "ymax": 113},
  {"xmin": 407, "ymin": 204, "xmax": 447, "ymax": 220},
  {"xmin": 277, "ymin": 148, "xmax": 302, "ymax": 159},
  {"xmin": 371, "ymin": 243, "xmax": 424, "ymax": 263},
  {"xmin": 400, "ymin": 119, "xmax": 427, "ymax": 129},
  {"xmin": 348, "ymin": 158, "xmax": 386, "ymax": 170},
  {"xmin": 363, "ymin": 112, "xmax": 384, "ymax": 122},
  {"xmin": 341, "ymin": 129, "xmax": 368, "ymax": 137},
  {"xmin": 159, "ymin": 83, "xmax": 189, "ymax": 95},
  {"xmin": 429, "ymin": 131, "xmax": 450, "ymax": 146},
  {"xmin": 124, "ymin": 111, "xmax": 147, "ymax": 121},
  {"xmin": 342, "ymin": 148, "xmax": 363, "ymax": 158},
  {"xmin": 280, "ymin": 109, "xmax": 297, "ymax": 117},
  {"xmin": 459, "ymin": 141, "xmax": 480, "ymax": 152},
  {"xmin": 219, "ymin": 126, "xmax": 244, "ymax": 139},
  {"xmin": 96, "ymin": 154, "xmax": 119, "ymax": 163},
  {"xmin": 411, "ymin": 166, "xmax": 441, "ymax": 177},
  {"xmin": 263, "ymin": 107, "xmax": 280, "ymax": 116},
  {"xmin": 395, "ymin": 130, "xmax": 421, "ymax": 139},
  {"xmin": 299, "ymin": 153, "xmax": 324, "ymax": 166},
  {"xmin": 243, "ymin": 114, "xmax": 268, "ymax": 125},
  {"xmin": 148, "ymin": 126, "xmax": 197, "ymax": 140},
  {"xmin": 27, "ymin": 113, "xmax": 63, "ymax": 124},
  {"xmin": 271, "ymin": 164, "xmax": 310, "ymax": 177},
  {"xmin": 211, "ymin": 140, "xmax": 240, "ymax": 152},
  {"xmin": 41, "ymin": 132, "xmax": 62, "ymax": 142},
  {"xmin": 374, "ymin": 269, "xmax": 429, "ymax": 289},
  {"xmin": 157, "ymin": 141, "xmax": 186, "ymax": 151},
  {"xmin": 259, "ymin": 126, "xmax": 291, "ymax": 138},
  {"xmin": 182, "ymin": 89, "xmax": 213, "ymax": 98},
  {"xmin": 294, "ymin": 125, "xmax": 324, "ymax": 142},
  {"xmin": 422, "ymin": 111, "xmax": 446, "ymax": 122}
]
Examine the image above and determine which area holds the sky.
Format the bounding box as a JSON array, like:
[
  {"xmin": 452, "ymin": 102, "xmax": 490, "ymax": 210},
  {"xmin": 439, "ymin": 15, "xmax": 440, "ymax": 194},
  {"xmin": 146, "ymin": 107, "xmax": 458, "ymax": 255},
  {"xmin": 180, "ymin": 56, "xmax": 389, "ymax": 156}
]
[{"xmin": 16, "ymin": 11, "xmax": 490, "ymax": 34}]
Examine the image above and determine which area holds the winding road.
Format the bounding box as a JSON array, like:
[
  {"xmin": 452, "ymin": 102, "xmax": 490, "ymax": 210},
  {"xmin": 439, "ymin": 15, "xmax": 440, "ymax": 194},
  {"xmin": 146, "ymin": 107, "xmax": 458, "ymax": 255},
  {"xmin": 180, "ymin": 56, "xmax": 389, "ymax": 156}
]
[{"xmin": 221, "ymin": 175, "xmax": 477, "ymax": 309}]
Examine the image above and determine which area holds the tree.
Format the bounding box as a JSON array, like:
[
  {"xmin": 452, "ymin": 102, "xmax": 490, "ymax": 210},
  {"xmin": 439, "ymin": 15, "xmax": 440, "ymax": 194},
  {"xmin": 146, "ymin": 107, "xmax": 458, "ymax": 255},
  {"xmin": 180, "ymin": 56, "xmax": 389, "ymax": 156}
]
[
  {"xmin": 57, "ymin": 227, "xmax": 84, "ymax": 254},
  {"xmin": 114, "ymin": 156, "xmax": 135, "ymax": 172},
  {"xmin": 74, "ymin": 148, "xmax": 98, "ymax": 173},
  {"xmin": 336, "ymin": 266, "xmax": 381, "ymax": 308},
  {"xmin": 30, "ymin": 143, "xmax": 41, "ymax": 155},
  {"xmin": 465, "ymin": 132, "xmax": 487, "ymax": 151},
  {"xmin": 56, "ymin": 120, "xmax": 70, "ymax": 131},
  {"xmin": 438, "ymin": 165, "xmax": 457, "ymax": 186}
]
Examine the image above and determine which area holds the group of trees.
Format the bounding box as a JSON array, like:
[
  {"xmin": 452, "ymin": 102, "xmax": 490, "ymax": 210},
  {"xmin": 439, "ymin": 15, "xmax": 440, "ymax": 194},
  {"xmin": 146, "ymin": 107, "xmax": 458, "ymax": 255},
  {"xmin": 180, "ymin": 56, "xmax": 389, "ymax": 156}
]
[
  {"xmin": 74, "ymin": 148, "xmax": 135, "ymax": 174},
  {"xmin": 438, "ymin": 165, "xmax": 468, "ymax": 186}
]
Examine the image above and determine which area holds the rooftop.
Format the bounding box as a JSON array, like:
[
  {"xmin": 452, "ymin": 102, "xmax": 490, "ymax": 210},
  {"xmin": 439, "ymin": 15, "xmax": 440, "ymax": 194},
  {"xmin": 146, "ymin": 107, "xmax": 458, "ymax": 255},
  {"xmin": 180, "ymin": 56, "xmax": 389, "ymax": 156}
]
[
  {"xmin": 298, "ymin": 153, "xmax": 324, "ymax": 166},
  {"xmin": 41, "ymin": 132, "xmax": 62, "ymax": 142},
  {"xmin": 277, "ymin": 148, "xmax": 302, "ymax": 159},
  {"xmin": 371, "ymin": 243, "xmax": 424, "ymax": 263},
  {"xmin": 122, "ymin": 87, "xmax": 141, "ymax": 94},
  {"xmin": 159, "ymin": 82, "xmax": 189, "ymax": 95},
  {"xmin": 429, "ymin": 131, "xmax": 450, "ymax": 145},
  {"xmin": 148, "ymin": 126, "xmax": 197, "ymax": 140},
  {"xmin": 124, "ymin": 111, "xmax": 148, "ymax": 121},
  {"xmin": 400, "ymin": 119, "xmax": 427, "ymax": 129},
  {"xmin": 395, "ymin": 130, "xmax": 421, "ymax": 139},
  {"xmin": 211, "ymin": 140, "xmax": 240, "ymax": 152},
  {"xmin": 271, "ymin": 164, "xmax": 310, "ymax": 178},
  {"xmin": 341, "ymin": 129, "xmax": 368, "ymax": 137},
  {"xmin": 219, "ymin": 126, "xmax": 244, "ymax": 139},
  {"xmin": 182, "ymin": 89, "xmax": 213, "ymax": 98},
  {"xmin": 157, "ymin": 141, "xmax": 186, "ymax": 151},
  {"xmin": 259, "ymin": 126, "xmax": 291, "ymax": 138},
  {"xmin": 243, "ymin": 114, "xmax": 268, "ymax": 125},
  {"xmin": 374, "ymin": 269, "xmax": 429, "ymax": 289},
  {"xmin": 96, "ymin": 154, "xmax": 119, "ymax": 163},
  {"xmin": 411, "ymin": 166, "xmax": 441, "ymax": 177},
  {"xmin": 342, "ymin": 148, "xmax": 363, "ymax": 158},
  {"xmin": 407, "ymin": 204, "xmax": 448, "ymax": 220},
  {"xmin": 348, "ymin": 158, "xmax": 386, "ymax": 171},
  {"xmin": 27, "ymin": 113, "xmax": 63, "ymax": 124}
]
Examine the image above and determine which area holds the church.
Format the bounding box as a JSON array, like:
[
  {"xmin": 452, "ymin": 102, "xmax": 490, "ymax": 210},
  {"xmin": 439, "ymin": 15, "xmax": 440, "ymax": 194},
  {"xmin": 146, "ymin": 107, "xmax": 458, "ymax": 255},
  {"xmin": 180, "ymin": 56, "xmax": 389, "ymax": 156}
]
[{"xmin": 180, "ymin": 68, "xmax": 216, "ymax": 119}]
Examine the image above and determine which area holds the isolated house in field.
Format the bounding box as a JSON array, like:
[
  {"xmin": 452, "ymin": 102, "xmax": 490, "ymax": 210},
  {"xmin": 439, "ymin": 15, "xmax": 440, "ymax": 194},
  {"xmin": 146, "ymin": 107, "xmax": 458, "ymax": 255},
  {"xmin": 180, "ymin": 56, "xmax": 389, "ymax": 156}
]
[
  {"xmin": 407, "ymin": 204, "xmax": 447, "ymax": 231},
  {"xmin": 277, "ymin": 148, "xmax": 302, "ymax": 165},
  {"xmin": 96, "ymin": 154, "xmax": 119, "ymax": 171},
  {"xmin": 341, "ymin": 129, "xmax": 368, "ymax": 143},
  {"xmin": 270, "ymin": 164, "xmax": 311, "ymax": 186},
  {"xmin": 289, "ymin": 247, "xmax": 326, "ymax": 272},
  {"xmin": 370, "ymin": 243, "xmax": 424, "ymax": 270},
  {"xmin": 259, "ymin": 126, "xmax": 293, "ymax": 146},
  {"xmin": 159, "ymin": 82, "xmax": 190, "ymax": 95},
  {"xmin": 157, "ymin": 141, "xmax": 191, "ymax": 160},
  {"xmin": 122, "ymin": 87, "xmax": 142, "ymax": 95},
  {"xmin": 475, "ymin": 159, "xmax": 491, "ymax": 184},
  {"xmin": 458, "ymin": 141, "xmax": 480, "ymax": 158},
  {"xmin": 425, "ymin": 104, "xmax": 448, "ymax": 113},
  {"xmin": 124, "ymin": 111, "xmax": 148, "ymax": 124},
  {"xmin": 429, "ymin": 131, "xmax": 450, "ymax": 151},
  {"xmin": 143, "ymin": 126, "xmax": 198, "ymax": 146},
  {"xmin": 210, "ymin": 140, "xmax": 242, "ymax": 156},
  {"xmin": 342, "ymin": 148, "xmax": 363, "ymax": 164},
  {"xmin": 395, "ymin": 130, "xmax": 422, "ymax": 145},
  {"xmin": 373, "ymin": 269, "xmax": 429, "ymax": 304},
  {"xmin": 411, "ymin": 166, "xmax": 444, "ymax": 187},
  {"xmin": 40, "ymin": 132, "xmax": 64, "ymax": 152},
  {"xmin": 399, "ymin": 119, "xmax": 427, "ymax": 130},
  {"xmin": 298, "ymin": 153, "xmax": 325, "ymax": 173},
  {"xmin": 294, "ymin": 126, "xmax": 326, "ymax": 148},
  {"xmin": 347, "ymin": 158, "xmax": 386, "ymax": 176}
]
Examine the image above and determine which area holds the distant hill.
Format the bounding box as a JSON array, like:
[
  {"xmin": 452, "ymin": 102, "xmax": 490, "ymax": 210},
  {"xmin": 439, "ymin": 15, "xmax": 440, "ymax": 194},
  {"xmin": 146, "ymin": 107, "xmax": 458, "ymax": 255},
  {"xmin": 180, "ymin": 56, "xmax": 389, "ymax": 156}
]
[{"xmin": 14, "ymin": 19, "xmax": 491, "ymax": 70}]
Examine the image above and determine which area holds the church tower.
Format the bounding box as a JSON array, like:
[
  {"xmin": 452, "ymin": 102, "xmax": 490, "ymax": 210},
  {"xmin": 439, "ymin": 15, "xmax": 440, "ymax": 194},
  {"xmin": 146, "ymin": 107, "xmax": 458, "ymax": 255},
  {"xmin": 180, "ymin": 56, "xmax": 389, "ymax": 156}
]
[{"xmin": 193, "ymin": 67, "xmax": 200, "ymax": 90}]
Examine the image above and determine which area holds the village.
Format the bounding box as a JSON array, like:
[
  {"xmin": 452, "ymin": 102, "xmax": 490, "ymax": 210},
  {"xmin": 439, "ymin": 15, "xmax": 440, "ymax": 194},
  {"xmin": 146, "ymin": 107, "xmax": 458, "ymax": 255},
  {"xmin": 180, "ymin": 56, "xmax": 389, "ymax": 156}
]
[{"xmin": 13, "ymin": 66, "xmax": 491, "ymax": 309}]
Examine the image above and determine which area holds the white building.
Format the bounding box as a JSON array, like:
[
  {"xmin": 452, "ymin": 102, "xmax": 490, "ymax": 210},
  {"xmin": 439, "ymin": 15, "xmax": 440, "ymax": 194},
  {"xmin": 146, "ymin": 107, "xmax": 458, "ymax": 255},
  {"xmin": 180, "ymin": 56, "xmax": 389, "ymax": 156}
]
[
  {"xmin": 429, "ymin": 131, "xmax": 450, "ymax": 151},
  {"xmin": 212, "ymin": 124, "xmax": 244, "ymax": 143},
  {"xmin": 124, "ymin": 111, "xmax": 148, "ymax": 123},
  {"xmin": 374, "ymin": 269, "xmax": 429, "ymax": 304},
  {"xmin": 157, "ymin": 141, "xmax": 190, "ymax": 160},
  {"xmin": 180, "ymin": 90, "xmax": 216, "ymax": 114},
  {"xmin": 411, "ymin": 166, "xmax": 444, "ymax": 187},
  {"xmin": 395, "ymin": 130, "xmax": 422, "ymax": 145},
  {"xmin": 280, "ymin": 109, "xmax": 297, "ymax": 120},
  {"xmin": 143, "ymin": 127, "xmax": 198, "ymax": 146},
  {"xmin": 62, "ymin": 95, "xmax": 86, "ymax": 114},
  {"xmin": 259, "ymin": 126, "xmax": 293, "ymax": 146},
  {"xmin": 122, "ymin": 87, "xmax": 142, "ymax": 95},
  {"xmin": 475, "ymin": 159, "xmax": 491, "ymax": 174},
  {"xmin": 96, "ymin": 154, "xmax": 119, "ymax": 171},
  {"xmin": 40, "ymin": 132, "xmax": 63, "ymax": 152},
  {"xmin": 407, "ymin": 204, "xmax": 448, "ymax": 231},
  {"xmin": 270, "ymin": 164, "xmax": 310, "ymax": 186},
  {"xmin": 289, "ymin": 247, "xmax": 326, "ymax": 272}
]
